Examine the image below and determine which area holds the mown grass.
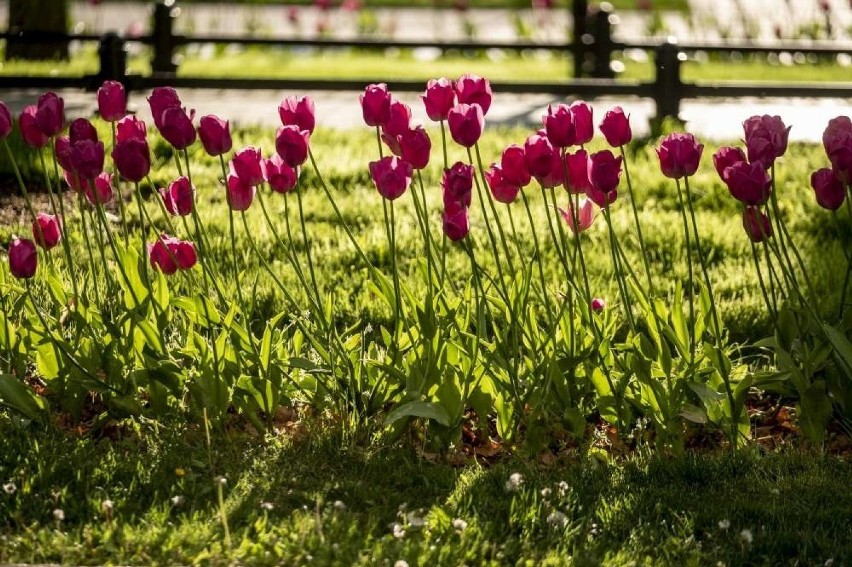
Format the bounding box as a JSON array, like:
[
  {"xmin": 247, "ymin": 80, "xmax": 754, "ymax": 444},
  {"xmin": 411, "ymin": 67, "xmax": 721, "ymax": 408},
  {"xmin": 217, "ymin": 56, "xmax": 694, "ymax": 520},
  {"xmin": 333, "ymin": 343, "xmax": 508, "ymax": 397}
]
[{"xmin": 0, "ymin": 413, "xmax": 849, "ymax": 566}]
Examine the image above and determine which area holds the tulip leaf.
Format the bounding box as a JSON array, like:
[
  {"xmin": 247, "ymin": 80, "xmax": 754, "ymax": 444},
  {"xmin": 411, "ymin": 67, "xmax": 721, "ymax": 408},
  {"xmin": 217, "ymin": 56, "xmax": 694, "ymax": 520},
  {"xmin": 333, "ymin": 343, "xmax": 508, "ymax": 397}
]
[
  {"xmin": 384, "ymin": 400, "xmax": 450, "ymax": 427},
  {"xmin": 0, "ymin": 374, "xmax": 47, "ymax": 419}
]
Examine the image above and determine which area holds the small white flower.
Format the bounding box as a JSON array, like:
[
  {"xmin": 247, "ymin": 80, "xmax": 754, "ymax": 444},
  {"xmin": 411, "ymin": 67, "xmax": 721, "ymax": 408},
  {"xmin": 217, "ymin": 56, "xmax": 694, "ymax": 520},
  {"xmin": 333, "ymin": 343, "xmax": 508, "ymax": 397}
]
[
  {"xmin": 557, "ymin": 481, "xmax": 569, "ymax": 495},
  {"xmin": 770, "ymin": 488, "xmax": 780, "ymax": 495},
  {"xmin": 739, "ymin": 529, "xmax": 753, "ymax": 545},
  {"xmin": 505, "ymin": 472, "xmax": 524, "ymax": 492},
  {"xmin": 101, "ymin": 499, "xmax": 114, "ymax": 513},
  {"xmin": 260, "ymin": 502, "xmax": 274, "ymax": 511},
  {"xmin": 53, "ymin": 508, "xmax": 65, "ymax": 522},
  {"xmin": 333, "ymin": 500, "xmax": 347, "ymax": 511},
  {"xmin": 171, "ymin": 495, "xmax": 185, "ymax": 506},
  {"xmin": 540, "ymin": 488, "xmax": 552, "ymax": 499},
  {"xmin": 452, "ymin": 518, "xmax": 468, "ymax": 532},
  {"xmin": 3, "ymin": 482, "xmax": 16, "ymax": 495},
  {"xmin": 718, "ymin": 519, "xmax": 731, "ymax": 530},
  {"xmin": 214, "ymin": 476, "xmax": 227, "ymax": 486},
  {"xmin": 394, "ymin": 561, "xmax": 409, "ymax": 567},
  {"xmin": 547, "ymin": 511, "xmax": 568, "ymax": 530},
  {"xmin": 392, "ymin": 522, "xmax": 405, "ymax": 539}
]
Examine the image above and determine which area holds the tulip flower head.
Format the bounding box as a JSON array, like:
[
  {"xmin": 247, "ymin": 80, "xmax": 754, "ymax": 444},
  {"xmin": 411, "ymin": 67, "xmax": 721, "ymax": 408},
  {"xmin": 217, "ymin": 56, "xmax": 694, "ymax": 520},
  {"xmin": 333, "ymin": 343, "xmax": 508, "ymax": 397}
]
[
  {"xmin": 743, "ymin": 114, "xmax": 791, "ymax": 169},
  {"xmin": 454, "ymin": 74, "xmax": 492, "ymax": 115},
  {"xmin": 360, "ymin": 83, "xmax": 392, "ymax": 127},
  {"xmin": 447, "ymin": 103, "xmax": 484, "ymax": 148},
  {"xmin": 524, "ymin": 132, "xmax": 557, "ymax": 180},
  {"xmin": 69, "ymin": 118, "xmax": 98, "ymax": 144},
  {"xmin": 84, "ymin": 172, "xmax": 115, "ymax": 205},
  {"xmin": 35, "ymin": 92, "xmax": 64, "ymax": 137},
  {"xmin": 369, "ymin": 156, "xmax": 413, "ymax": 201},
  {"xmin": 383, "ymin": 99, "xmax": 412, "ymax": 138},
  {"xmin": 559, "ymin": 197, "xmax": 596, "ymax": 234},
  {"xmin": 543, "ymin": 104, "xmax": 577, "ymax": 148},
  {"xmin": 568, "ymin": 101, "xmax": 594, "ymax": 146},
  {"xmin": 149, "ymin": 234, "xmax": 197, "ymax": 275},
  {"xmin": 398, "ymin": 126, "xmax": 431, "ymax": 170},
  {"xmin": 226, "ymin": 173, "xmax": 256, "ymax": 211},
  {"xmin": 19, "ymin": 106, "xmax": 49, "ymax": 148},
  {"xmin": 591, "ymin": 297, "xmax": 606, "ymax": 312},
  {"xmin": 742, "ymin": 207, "xmax": 773, "ymax": 243},
  {"xmin": 112, "ymin": 138, "xmax": 150, "ymax": 182},
  {"xmin": 0, "ymin": 102, "xmax": 12, "ymax": 139},
  {"xmin": 565, "ymin": 149, "xmax": 592, "ymax": 194},
  {"xmin": 811, "ymin": 167, "xmax": 846, "ymax": 211},
  {"xmin": 158, "ymin": 106, "xmax": 196, "ymax": 150},
  {"xmin": 657, "ymin": 132, "xmax": 703, "ymax": 179},
  {"xmin": 147, "ymin": 87, "xmax": 182, "ymax": 131},
  {"xmin": 231, "ymin": 146, "xmax": 265, "ymax": 187},
  {"xmin": 442, "ymin": 162, "xmax": 475, "ymax": 210},
  {"xmin": 32, "ymin": 213, "xmax": 62, "ymax": 250},
  {"xmin": 822, "ymin": 116, "xmax": 852, "ymax": 184},
  {"xmin": 8, "ymin": 237, "xmax": 38, "ymax": 279},
  {"xmin": 160, "ymin": 176, "xmax": 195, "ymax": 216},
  {"xmin": 599, "ymin": 106, "xmax": 631, "ymax": 147},
  {"xmin": 712, "ymin": 146, "xmax": 747, "ymax": 181},
  {"xmin": 275, "ymin": 125, "xmax": 311, "ymax": 168},
  {"xmin": 500, "ymin": 145, "xmax": 531, "ymax": 188},
  {"xmin": 264, "ymin": 154, "xmax": 299, "ymax": 194},
  {"xmin": 198, "ymin": 115, "xmax": 232, "ymax": 157},
  {"xmin": 116, "ymin": 115, "xmax": 147, "ymax": 143},
  {"xmin": 442, "ymin": 206, "xmax": 470, "ymax": 242},
  {"xmin": 586, "ymin": 150, "xmax": 622, "ymax": 207},
  {"xmin": 422, "ymin": 78, "xmax": 456, "ymax": 121},
  {"xmin": 485, "ymin": 164, "xmax": 520, "ymax": 204},
  {"xmin": 278, "ymin": 95, "xmax": 316, "ymax": 134},
  {"xmin": 97, "ymin": 80, "xmax": 126, "ymax": 122},
  {"xmin": 723, "ymin": 161, "xmax": 771, "ymax": 206}
]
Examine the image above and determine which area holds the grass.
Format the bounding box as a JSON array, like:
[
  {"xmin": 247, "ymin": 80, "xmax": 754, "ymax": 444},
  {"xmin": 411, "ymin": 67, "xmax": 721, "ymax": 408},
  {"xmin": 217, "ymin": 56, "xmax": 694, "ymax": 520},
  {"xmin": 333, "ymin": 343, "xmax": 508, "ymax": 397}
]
[
  {"xmin": 0, "ymin": 413, "xmax": 849, "ymax": 565},
  {"xmin": 98, "ymin": 0, "xmax": 691, "ymax": 11}
]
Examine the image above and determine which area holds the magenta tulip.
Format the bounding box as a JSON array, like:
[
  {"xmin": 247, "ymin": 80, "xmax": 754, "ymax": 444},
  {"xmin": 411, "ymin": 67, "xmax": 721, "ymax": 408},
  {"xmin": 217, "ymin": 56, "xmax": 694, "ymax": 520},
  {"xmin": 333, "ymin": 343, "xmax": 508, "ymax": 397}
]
[
  {"xmin": 447, "ymin": 103, "xmax": 484, "ymax": 148},
  {"xmin": 454, "ymin": 74, "xmax": 492, "ymax": 115},
  {"xmin": 69, "ymin": 140, "xmax": 105, "ymax": 181},
  {"xmin": 69, "ymin": 118, "xmax": 98, "ymax": 144},
  {"xmin": 442, "ymin": 206, "xmax": 470, "ymax": 241},
  {"xmin": 485, "ymin": 164, "xmax": 520, "ymax": 204},
  {"xmin": 231, "ymin": 146, "xmax": 265, "ymax": 186},
  {"xmin": 35, "ymin": 92, "xmax": 64, "ymax": 137},
  {"xmin": 565, "ymin": 149, "xmax": 592, "ymax": 194},
  {"xmin": 84, "ymin": 172, "xmax": 114, "ymax": 205},
  {"xmin": 543, "ymin": 104, "xmax": 576, "ymax": 148},
  {"xmin": 55, "ymin": 136, "xmax": 75, "ymax": 172},
  {"xmin": 116, "ymin": 115, "xmax": 147, "ymax": 143},
  {"xmin": 174, "ymin": 240, "xmax": 197, "ymax": 270},
  {"xmin": 160, "ymin": 176, "xmax": 194, "ymax": 216},
  {"xmin": 369, "ymin": 156, "xmax": 413, "ymax": 201},
  {"xmin": 112, "ymin": 138, "xmax": 150, "ymax": 182},
  {"xmin": 158, "ymin": 106, "xmax": 196, "ymax": 150},
  {"xmin": 19, "ymin": 106, "xmax": 49, "ymax": 148},
  {"xmin": 422, "ymin": 77, "xmax": 456, "ymax": 121},
  {"xmin": 0, "ymin": 102, "xmax": 11, "ymax": 139},
  {"xmin": 811, "ymin": 168, "xmax": 846, "ymax": 211},
  {"xmin": 524, "ymin": 132, "xmax": 557, "ymax": 179},
  {"xmin": 586, "ymin": 150, "xmax": 622, "ymax": 207},
  {"xmin": 723, "ymin": 161, "xmax": 771, "ymax": 206},
  {"xmin": 275, "ymin": 125, "xmax": 311, "ymax": 167},
  {"xmin": 712, "ymin": 146, "xmax": 747, "ymax": 181},
  {"xmin": 278, "ymin": 95, "xmax": 316, "ymax": 134},
  {"xmin": 399, "ymin": 126, "xmax": 431, "ymax": 170},
  {"xmin": 442, "ymin": 162, "xmax": 474, "ymax": 209},
  {"xmin": 8, "ymin": 237, "xmax": 37, "ymax": 279},
  {"xmin": 264, "ymin": 155, "xmax": 299, "ymax": 194},
  {"xmin": 198, "ymin": 115, "xmax": 232, "ymax": 157},
  {"xmin": 97, "ymin": 80, "xmax": 126, "ymax": 122},
  {"xmin": 742, "ymin": 207, "xmax": 773, "ymax": 243},
  {"xmin": 32, "ymin": 213, "xmax": 62, "ymax": 250},
  {"xmin": 500, "ymin": 145, "xmax": 530, "ymax": 188},
  {"xmin": 599, "ymin": 106, "xmax": 632, "ymax": 147},
  {"xmin": 568, "ymin": 101, "xmax": 594, "ymax": 146},
  {"xmin": 383, "ymin": 99, "xmax": 412, "ymax": 138},
  {"xmin": 822, "ymin": 116, "xmax": 852, "ymax": 184},
  {"xmin": 360, "ymin": 83, "xmax": 392, "ymax": 127},
  {"xmin": 591, "ymin": 297, "xmax": 606, "ymax": 312},
  {"xmin": 743, "ymin": 114, "xmax": 791, "ymax": 169},
  {"xmin": 147, "ymin": 87, "xmax": 182, "ymax": 131},
  {"xmin": 226, "ymin": 173, "xmax": 255, "ymax": 211},
  {"xmin": 149, "ymin": 235, "xmax": 180, "ymax": 275},
  {"xmin": 657, "ymin": 132, "xmax": 703, "ymax": 179}
]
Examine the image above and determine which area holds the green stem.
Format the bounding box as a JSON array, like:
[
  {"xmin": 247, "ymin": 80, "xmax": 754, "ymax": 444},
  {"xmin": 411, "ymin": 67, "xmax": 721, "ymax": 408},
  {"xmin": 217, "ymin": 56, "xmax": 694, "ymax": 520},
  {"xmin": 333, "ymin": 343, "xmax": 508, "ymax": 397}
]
[
  {"xmin": 620, "ymin": 145, "xmax": 654, "ymax": 294},
  {"xmin": 674, "ymin": 178, "xmax": 696, "ymax": 363}
]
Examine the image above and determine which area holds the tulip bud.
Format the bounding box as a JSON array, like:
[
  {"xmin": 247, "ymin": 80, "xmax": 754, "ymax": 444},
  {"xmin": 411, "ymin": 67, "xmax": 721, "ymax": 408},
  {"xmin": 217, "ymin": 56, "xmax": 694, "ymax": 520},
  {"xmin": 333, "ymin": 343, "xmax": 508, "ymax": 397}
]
[
  {"xmin": 370, "ymin": 156, "xmax": 413, "ymax": 201},
  {"xmin": 0, "ymin": 102, "xmax": 12, "ymax": 139},
  {"xmin": 723, "ymin": 161, "xmax": 771, "ymax": 206},
  {"xmin": 97, "ymin": 80, "xmax": 126, "ymax": 122},
  {"xmin": 231, "ymin": 146, "xmax": 265, "ymax": 186},
  {"xmin": 744, "ymin": 114, "xmax": 791, "ymax": 169},
  {"xmin": 264, "ymin": 155, "xmax": 299, "ymax": 194},
  {"xmin": 442, "ymin": 162, "xmax": 474, "ymax": 209},
  {"xmin": 422, "ymin": 78, "xmax": 456, "ymax": 121},
  {"xmin": 19, "ymin": 106, "xmax": 49, "ymax": 148},
  {"xmin": 112, "ymin": 138, "xmax": 151, "ymax": 182},
  {"xmin": 35, "ymin": 92, "xmax": 64, "ymax": 137},
  {"xmin": 198, "ymin": 115, "xmax": 232, "ymax": 157},
  {"xmin": 32, "ymin": 213, "xmax": 62, "ymax": 250},
  {"xmin": 158, "ymin": 107, "xmax": 196, "ymax": 150},
  {"xmin": 822, "ymin": 116, "xmax": 852, "ymax": 185},
  {"xmin": 591, "ymin": 297, "xmax": 606, "ymax": 312},
  {"xmin": 657, "ymin": 132, "xmax": 703, "ymax": 179},
  {"xmin": 160, "ymin": 176, "xmax": 195, "ymax": 216},
  {"xmin": 442, "ymin": 206, "xmax": 470, "ymax": 241},
  {"xmin": 454, "ymin": 74, "xmax": 492, "ymax": 115},
  {"xmin": 226, "ymin": 173, "xmax": 255, "ymax": 211},
  {"xmin": 278, "ymin": 95, "xmax": 316, "ymax": 134},
  {"xmin": 275, "ymin": 125, "xmax": 311, "ymax": 168},
  {"xmin": 484, "ymin": 164, "xmax": 520, "ymax": 204},
  {"xmin": 399, "ymin": 126, "xmax": 431, "ymax": 170},
  {"xmin": 559, "ymin": 197, "xmax": 596, "ymax": 234},
  {"xmin": 742, "ymin": 207, "xmax": 773, "ymax": 243},
  {"xmin": 599, "ymin": 106, "xmax": 631, "ymax": 147},
  {"xmin": 586, "ymin": 150, "xmax": 622, "ymax": 207},
  {"xmin": 360, "ymin": 83, "xmax": 392, "ymax": 127},
  {"xmin": 500, "ymin": 145, "xmax": 531, "ymax": 188},
  {"xmin": 811, "ymin": 167, "xmax": 846, "ymax": 211},
  {"xmin": 8, "ymin": 237, "xmax": 38, "ymax": 279}
]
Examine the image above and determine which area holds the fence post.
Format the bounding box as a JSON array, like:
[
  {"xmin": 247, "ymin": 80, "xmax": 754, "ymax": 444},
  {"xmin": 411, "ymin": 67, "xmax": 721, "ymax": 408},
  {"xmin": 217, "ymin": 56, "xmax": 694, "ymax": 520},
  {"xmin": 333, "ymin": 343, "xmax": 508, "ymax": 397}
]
[
  {"xmin": 96, "ymin": 32, "xmax": 128, "ymax": 84},
  {"xmin": 151, "ymin": 0, "xmax": 178, "ymax": 76},
  {"xmin": 588, "ymin": 3, "xmax": 615, "ymax": 79},
  {"xmin": 653, "ymin": 39, "xmax": 684, "ymax": 126},
  {"xmin": 571, "ymin": 0, "xmax": 588, "ymax": 79}
]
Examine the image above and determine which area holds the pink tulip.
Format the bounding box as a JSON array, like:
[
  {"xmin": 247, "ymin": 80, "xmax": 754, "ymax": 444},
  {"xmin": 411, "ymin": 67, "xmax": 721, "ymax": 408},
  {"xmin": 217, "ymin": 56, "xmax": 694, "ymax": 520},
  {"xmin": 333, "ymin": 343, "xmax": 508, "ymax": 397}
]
[
  {"xmin": 32, "ymin": 213, "xmax": 62, "ymax": 250},
  {"xmin": 500, "ymin": 145, "xmax": 530, "ymax": 188},
  {"xmin": 0, "ymin": 102, "xmax": 11, "ymax": 139},
  {"xmin": 160, "ymin": 176, "xmax": 194, "ymax": 216},
  {"xmin": 198, "ymin": 114, "xmax": 232, "ymax": 157},
  {"xmin": 174, "ymin": 240, "xmax": 197, "ymax": 270},
  {"xmin": 8, "ymin": 237, "xmax": 38, "ymax": 279},
  {"xmin": 559, "ymin": 197, "xmax": 595, "ymax": 234},
  {"xmin": 591, "ymin": 297, "xmax": 606, "ymax": 312},
  {"xmin": 587, "ymin": 150, "xmax": 622, "ymax": 207},
  {"xmin": 399, "ymin": 126, "xmax": 431, "ymax": 170},
  {"xmin": 84, "ymin": 172, "xmax": 115, "ymax": 205},
  {"xmin": 112, "ymin": 138, "xmax": 150, "ymax": 182},
  {"xmin": 712, "ymin": 146, "xmax": 746, "ymax": 181},
  {"xmin": 264, "ymin": 154, "xmax": 299, "ymax": 194},
  {"xmin": 599, "ymin": 106, "xmax": 632, "ymax": 147},
  {"xmin": 484, "ymin": 164, "xmax": 520, "ymax": 204},
  {"xmin": 442, "ymin": 206, "xmax": 470, "ymax": 241},
  {"xmin": 811, "ymin": 168, "xmax": 846, "ymax": 211},
  {"xmin": 69, "ymin": 140, "xmax": 105, "ymax": 181},
  {"xmin": 565, "ymin": 149, "xmax": 592, "ymax": 194},
  {"xmin": 454, "ymin": 74, "xmax": 492, "ymax": 115},
  {"xmin": 536, "ymin": 149, "xmax": 564, "ymax": 189},
  {"xmin": 723, "ymin": 161, "xmax": 771, "ymax": 206},
  {"xmin": 383, "ymin": 99, "xmax": 412, "ymax": 138},
  {"xmin": 275, "ymin": 125, "xmax": 311, "ymax": 167},
  {"xmin": 231, "ymin": 147, "xmax": 265, "ymax": 187},
  {"xmin": 360, "ymin": 83, "xmax": 392, "ymax": 127},
  {"xmin": 226, "ymin": 173, "xmax": 255, "ymax": 211},
  {"xmin": 568, "ymin": 101, "xmax": 594, "ymax": 146},
  {"xmin": 97, "ymin": 80, "xmax": 126, "ymax": 122},
  {"xmin": 657, "ymin": 132, "xmax": 703, "ymax": 179},
  {"xmin": 147, "ymin": 87, "xmax": 182, "ymax": 131},
  {"xmin": 743, "ymin": 114, "xmax": 791, "ymax": 169},
  {"xmin": 742, "ymin": 207, "xmax": 772, "ymax": 243},
  {"xmin": 69, "ymin": 118, "xmax": 98, "ymax": 144},
  {"xmin": 55, "ymin": 136, "xmax": 75, "ymax": 172},
  {"xmin": 35, "ymin": 92, "xmax": 64, "ymax": 137},
  {"xmin": 447, "ymin": 103, "xmax": 484, "ymax": 148},
  {"xmin": 442, "ymin": 162, "xmax": 474, "ymax": 209},
  {"xmin": 822, "ymin": 116, "xmax": 852, "ymax": 184},
  {"xmin": 19, "ymin": 106, "xmax": 49, "ymax": 148},
  {"xmin": 543, "ymin": 104, "xmax": 576, "ymax": 148},
  {"xmin": 158, "ymin": 106, "xmax": 196, "ymax": 150},
  {"xmin": 278, "ymin": 95, "xmax": 316, "ymax": 134},
  {"xmin": 369, "ymin": 156, "xmax": 413, "ymax": 201},
  {"xmin": 524, "ymin": 132, "xmax": 556, "ymax": 179},
  {"xmin": 422, "ymin": 78, "xmax": 456, "ymax": 121},
  {"xmin": 116, "ymin": 115, "xmax": 147, "ymax": 143},
  {"xmin": 149, "ymin": 235, "xmax": 181, "ymax": 275}
]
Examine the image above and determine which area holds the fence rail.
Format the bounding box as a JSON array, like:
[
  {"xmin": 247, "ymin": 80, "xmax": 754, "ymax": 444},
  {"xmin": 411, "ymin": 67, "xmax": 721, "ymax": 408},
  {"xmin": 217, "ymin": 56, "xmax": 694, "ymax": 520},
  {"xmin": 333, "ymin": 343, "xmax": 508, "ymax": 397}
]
[{"xmin": 1, "ymin": 0, "xmax": 851, "ymax": 124}]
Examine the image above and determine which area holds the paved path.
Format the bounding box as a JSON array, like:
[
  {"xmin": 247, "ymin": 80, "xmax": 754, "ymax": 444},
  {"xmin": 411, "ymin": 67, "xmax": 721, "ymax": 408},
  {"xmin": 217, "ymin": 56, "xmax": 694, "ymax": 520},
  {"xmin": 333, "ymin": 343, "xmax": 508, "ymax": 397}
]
[{"xmin": 0, "ymin": 87, "xmax": 848, "ymax": 142}]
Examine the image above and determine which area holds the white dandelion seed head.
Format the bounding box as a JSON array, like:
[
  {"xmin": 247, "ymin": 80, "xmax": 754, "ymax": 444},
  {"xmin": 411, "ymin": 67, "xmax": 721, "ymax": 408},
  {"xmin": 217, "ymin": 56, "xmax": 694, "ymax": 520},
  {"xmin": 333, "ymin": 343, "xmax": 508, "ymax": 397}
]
[
  {"xmin": 392, "ymin": 522, "xmax": 405, "ymax": 539},
  {"xmin": 171, "ymin": 495, "xmax": 185, "ymax": 506},
  {"xmin": 452, "ymin": 518, "xmax": 468, "ymax": 531},
  {"xmin": 260, "ymin": 502, "xmax": 274, "ymax": 511},
  {"xmin": 739, "ymin": 529, "xmax": 753, "ymax": 544},
  {"xmin": 101, "ymin": 499, "xmax": 114, "ymax": 513},
  {"xmin": 214, "ymin": 476, "xmax": 227, "ymax": 486},
  {"xmin": 53, "ymin": 508, "xmax": 65, "ymax": 522},
  {"xmin": 505, "ymin": 472, "xmax": 524, "ymax": 492},
  {"xmin": 547, "ymin": 511, "xmax": 569, "ymax": 530},
  {"xmin": 718, "ymin": 519, "xmax": 730, "ymax": 530},
  {"xmin": 2, "ymin": 482, "xmax": 16, "ymax": 495}
]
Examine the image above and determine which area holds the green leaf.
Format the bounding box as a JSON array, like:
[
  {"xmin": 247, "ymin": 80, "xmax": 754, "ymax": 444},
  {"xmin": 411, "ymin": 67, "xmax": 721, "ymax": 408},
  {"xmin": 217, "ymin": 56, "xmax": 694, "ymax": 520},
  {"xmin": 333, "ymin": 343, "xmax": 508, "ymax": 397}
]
[
  {"xmin": 0, "ymin": 374, "xmax": 47, "ymax": 419},
  {"xmin": 799, "ymin": 380, "xmax": 832, "ymax": 445},
  {"xmin": 119, "ymin": 245, "xmax": 150, "ymax": 308},
  {"xmin": 822, "ymin": 323, "xmax": 852, "ymax": 379},
  {"xmin": 680, "ymin": 404, "xmax": 707, "ymax": 424},
  {"xmin": 384, "ymin": 400, "xmax": 451, "ymax": 427}
]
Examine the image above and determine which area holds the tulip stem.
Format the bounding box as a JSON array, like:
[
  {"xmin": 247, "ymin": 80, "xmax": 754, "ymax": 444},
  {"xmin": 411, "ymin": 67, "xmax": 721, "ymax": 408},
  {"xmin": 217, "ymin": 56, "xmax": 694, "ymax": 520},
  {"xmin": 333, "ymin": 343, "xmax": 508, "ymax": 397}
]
[
  {"xmin": 76, "ymin": 193, "xmax": 101, "ymax": 306},
  {"xmin": 682, "ymin": 176, "xmax": 722, "ymax": 339},
  {"xmin": 439, "ymin": 120, "xmax": 449, "ymax": 171},
  {"xmin": 473, "ymin": 143, "xmax": 515, "ymax": 275},
  {"xmin": 674, "ymin": 179, "xmax": 696, "ymax": 363},
  {"xmin": 750, "ymin": 240, "xmax": 777, "ymax": 326},
  {"xmin": 519, "ymin": 190, "xmax": 552, "ymax": 326},
  {"xmin": 110, "ymin": 122, "xmax": 130, "ymax": 247},
  {"xmin": 835, "ymin": 208, "xmax": 852, "ymax": 318},
  {"xmin": 411, "ymin": 171, "xmax": 435, "ymax": 299},
  {"xmin": 602, "ymin": 207, "xmax": 637, "ymax": 334},
  {"xmin": 40, "ymin": 150, "xmax": 80, "ymax": 305},
  {"xmin": 295, "ymin": 184, "xmax": 321, "ymax": 307},
  {"xmin": 620, "ymin": 145, "xmax": 654, "ymax": 295}
]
